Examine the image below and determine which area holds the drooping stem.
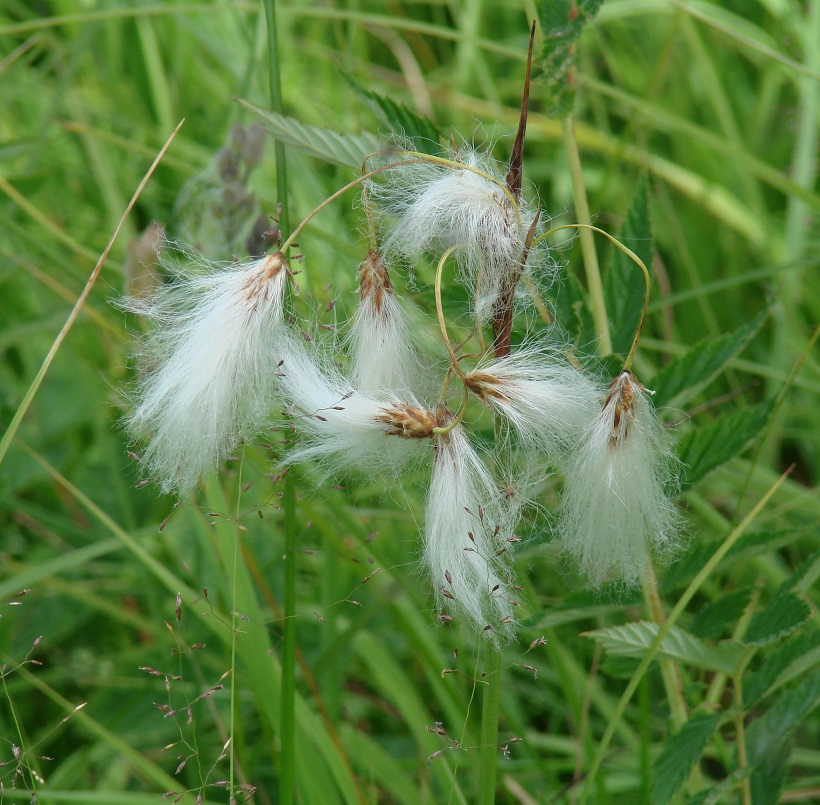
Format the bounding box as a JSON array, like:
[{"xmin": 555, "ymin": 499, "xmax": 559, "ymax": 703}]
[
  {"xmin": 533, "ymin": 223, "xmax": 651, "ymax": 370},
  {"xmin": 262, "ymin": 1, "xmax": 296, "ymax": 802},
  {"xmin": 561, "ymin": 116, "xmax": 612, "ymax": 356}
]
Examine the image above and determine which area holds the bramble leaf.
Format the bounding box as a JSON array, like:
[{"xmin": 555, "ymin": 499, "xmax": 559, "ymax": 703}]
[
  {"xmin": 340, "ymin": 70, "xmax": 440, "ymax": 152},
  {"xmin": 652, "ymin": 712, "xmax": 722, "ymax": 805},
  {"xmin": 744, "ymin": 591, "xmax": 812, "ymax": 646},
  {"xmin": 236, "ymin": 100, "xmax": 383, "ymax": 168},
  {"xmin": 584, "ymin": 621, "xmax": 747, "ymax": 675},
  {"xmin": 744, "ymin": 628, "xmax": 820, "ymax": 708},
  {"xmin": 536, "ymin": 0, "xmax": 604, "ymax": 117},
  {"xmin": 689, "ymin": 586, "xmax": 756, "ymax": 640},
  {"xmin": 652, "ymin": 305, "xmax": 770, "ymax": 409},
  {"xmin": 746, "ymin": 672, "xmax": 820, "ymax": 767},
  {"xmin": 677, "ymin": 400, "xmax": 774, "ymax": 488},
  {"xmin": 605, "ymin": 179, "xmax": 651, "ymax": 357}
]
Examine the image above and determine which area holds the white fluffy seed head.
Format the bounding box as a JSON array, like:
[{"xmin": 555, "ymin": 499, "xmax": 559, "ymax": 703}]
[
  {"xmin": 425, "ymin": 423, "xmax": 518, "ymax": 642},
  {"xmin": 371, "ymin": 147, "xmax": 539, "ymax": 322},
  {"xmin": 465, "ymin": 347, "xmax": 604, "ymax": 460},
  {"xmin": 557, "ymin": 371, "xmax": 681, "ymax": 588},
  {"xmin": 347, "ymin": 250, "xmax": 421, "ymax": 395},
  {"xmin": 278, "ymin": 337, "xmax": 430, "ymax": 476},
  {"xmin": 121, "ymin": 249, "xmax": 290, "ymax": 494}
]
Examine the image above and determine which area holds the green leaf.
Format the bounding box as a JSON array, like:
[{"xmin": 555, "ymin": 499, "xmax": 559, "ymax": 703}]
[
  {"xmin": 744, "ymin": 628, "xmax": 820, "ymax": 707},
  {"xmin": 783, "ymin": 548, "xmax": 820, "ymax": 594},
  {"xmin": 746, "ymin": 672, "xmax": 820, "ymax": 767},
  {"xmin": 584, "ymin": 621, "xmax": 747, "ymax": 675},
  {"xmin": 536, "ymin": 0, "xmax": 604, "ymax": 117},
  {"xmin": 750, "ymin": 737, "xmax": 791, "ymax": 805},
  {"xmin": 689, "ymin": 586, "xmax": 756, "ymax": 640},
  {"xmin": 661, "ymin": 529, "xmax": 810, "ymax": 592},
  {"xmin": 652, "ymin": 306, "xmax": 770, "ymax": 409},
  {"xmin": 236, "ymin": 99, "xmax": 383, "ymax": 168},
  {"xmin": 677, "ymin": 400, "xmax": 774, "ymax": 489},
  {"xmin": 605, "ymin": 179, "xmax": 651, "ymax": 357},
  {"xmin": 744, "ymin": 591, "xmax": 812, "ymax": 646},
  {"xmin": 339, "ymin": 70, "xmax": 441, "ymax": 152},
  {"xmin": 652, "ymin": 712, "xmax": 722, "ymax": 805}
]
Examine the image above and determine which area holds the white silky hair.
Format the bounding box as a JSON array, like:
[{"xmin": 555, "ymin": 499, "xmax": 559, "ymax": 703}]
[
  {"xmin": 348, "ymin": 287, "xmax": 421, "ymax": 396},
  {"xmin": 371, "ymin": 148, "xmax": 539, "ymax": 322},
  {"xmin": 425, "ymin": 425, "xmax": 518, "ymax": 642},
  {"xmin": 278, "ymin": 336, "xmax": 424, "ymax": 476},
  {"xmin": 468, "ymin": 347, "xmax": 604, "ymax": 461},
  {"xmin": 121, "ymin": 250, "xmax": 289, "ymax": 494},
  {"xmin": 557, "ymin": 372, "xmax": 680, "ymax": 587}
]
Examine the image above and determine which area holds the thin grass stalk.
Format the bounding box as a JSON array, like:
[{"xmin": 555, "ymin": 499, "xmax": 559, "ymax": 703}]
[
  {"xmin": 561, "ymin": 115, "xmax": 611, "ymax": 355},
  {"xmin": 262, "ymin": 0, "xmax": 296, "ymax": 801},
  {"xmin": 478, "ymin": 645, "xmax": 502, "ymax": 804},
  {"xmin": 0, "ymin": 123, "xmax": 182, "ymax": 468}
]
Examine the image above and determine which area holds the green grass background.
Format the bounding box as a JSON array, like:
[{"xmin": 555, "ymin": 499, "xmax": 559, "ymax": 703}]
[{"xmin": 1, "ymin": 1, "xmax": 818, "ymax": 803}]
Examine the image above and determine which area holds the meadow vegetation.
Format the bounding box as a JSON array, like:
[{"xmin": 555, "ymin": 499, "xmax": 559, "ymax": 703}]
[{"xmin": 0, "ymin": 1, "xmax": 818, "ymax": 803}]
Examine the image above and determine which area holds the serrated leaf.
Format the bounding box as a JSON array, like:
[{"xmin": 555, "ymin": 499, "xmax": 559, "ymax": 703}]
[
  {"xmin": 340, "ymin": 70, "xmax": 440, "ymax": 152},
  {"xmin": 652, "ymin": 712, "xmax": 722, "ymax": 805},
  {"xmin": 601, "ymin": 654, "xmax": 645, "ymax": 679},
  {"xmin": 536, "ymin": 0, "xmax": 604, "ymax": 117},
  {"xmin": 783, "ymin": 548, "xmax": 820, "ymax": 594},
  {"xmin": 690, "ymin": 586, "xmax": 756, "ymax": 640},
  {"xmin": 661, "ymin": 529, "xmax": 810, "ymax": 592},
  {"xmin": 746, "ymin": 672, "xmax": 820, "ymax": 767},
  {"xmin": 750, "ymin": 737, "xmax": 791, "ymax": 805},
  {"xmin": 677, "ymin": 400, "xmax": 774, "ymax": 489},
  {"xmin": 652, "ymin": 306, "xmax": 770, "ymax": 409},
  {"xmin": 744, "ymin": 628, "xmax": 820, "ymax": 707},
  {"xmin": 744, "ymin": 591, "xmax": 812, "ymax": 646},
  {"xmin": 236, "ymin": 99, "xmax": 383, "ymax": 168},
  {"xmin": 584, "ymin": 621, "xmax": 747, "ymax": 675},
  {"xmin": 605, "ymin": 180, "xmax": 651, "ymax": 357}
]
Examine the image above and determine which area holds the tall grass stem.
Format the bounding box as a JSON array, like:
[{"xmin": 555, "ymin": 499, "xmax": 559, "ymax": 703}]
[
  {"xmin": 262, "ymin": 1, "xmax": 296, "ymax": 801},
  {"xmin": 561, "ymin": 116, "xmax": 612, "ymax": 356}
]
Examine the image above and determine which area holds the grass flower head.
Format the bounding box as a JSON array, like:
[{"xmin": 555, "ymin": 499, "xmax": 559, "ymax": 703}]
[
  {"xmin": 425, "ymin": 419, "xmax": 519, "ymax": 641},
  {"xmin": 121, "ymin": 247, "xmax": 290, "ymax": 494},
  {"xmin": 372, "ymin": 147, "xmax": 540, "ymax": 322}
]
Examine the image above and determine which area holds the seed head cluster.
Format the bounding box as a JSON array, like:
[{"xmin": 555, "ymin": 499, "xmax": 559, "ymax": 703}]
[{"xmin": 120, "ymin": 140, "xmax": 681, "ymax": 641}]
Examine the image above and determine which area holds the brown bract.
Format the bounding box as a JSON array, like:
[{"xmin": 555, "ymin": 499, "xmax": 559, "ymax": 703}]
[
  {"xmin": 464, "ymin": 371, "xmax": 508, "ymax": 404},
  {"xmin": 357, "ymin": 250, "xmax": 394, "ymax": 315},
  {"xmin": 606, "ymin": 370, "xmax": 642, "ymax": 446},
  {"xmin": 377, "ymin": 403, "xmax": 437, "ymax": 439},
  {"xmin": 242, "ymin": 251, "xmax": 288, "ymax": 303}
]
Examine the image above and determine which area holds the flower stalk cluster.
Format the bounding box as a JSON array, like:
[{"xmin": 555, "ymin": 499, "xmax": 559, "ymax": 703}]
[{"xmin": 121, "ymin": 84, "xmax": 680, "ymax": 641}]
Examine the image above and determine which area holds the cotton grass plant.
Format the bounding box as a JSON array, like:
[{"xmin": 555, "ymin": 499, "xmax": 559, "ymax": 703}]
[
  {"xmin": 3, "ymin": 2, "xmax": 817, "ymax": 804},
  {"xmin": 120, "ymin": 50, "xmax": 680, "ymax": 638}
]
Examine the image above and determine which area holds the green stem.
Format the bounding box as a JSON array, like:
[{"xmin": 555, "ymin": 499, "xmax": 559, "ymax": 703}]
[
  {"xmin": 478, "ymin": 646, "xmax": 502, "ymax": 805},
  {"xmin": 562, "ymin": 116, "xmax": 612, "ymax": 356},
  {"xmin": 262, "ymin": 1, "xmax": 295, "ymax": 802},
  {"xmin": 641, "ymin": 569, "xmax": 689, "ymax": 731}
]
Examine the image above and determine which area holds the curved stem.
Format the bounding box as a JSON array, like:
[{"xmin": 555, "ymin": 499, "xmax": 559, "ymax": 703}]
[
  {"xmin": 363, "ymin": 148, "xmax": 523, "ymax": 232},
  {"xmin": 279, "ymin": 159, "xmax": 441, "ymax": 253},
  {"xmin": 434, "ymin": 246, "xmax": 468, "ymax": 382},
  {"xmin": 432, "ymin": 246, "xmax": 471, "ymax": 435},
  {"xmin": 534, "ymin": 223, "xmax": 651, "ymax": 370}
]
